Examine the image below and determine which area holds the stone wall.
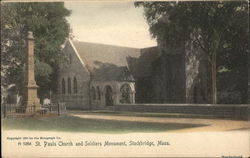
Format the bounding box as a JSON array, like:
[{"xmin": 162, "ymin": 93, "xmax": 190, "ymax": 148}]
[
  {"xmin": 114, "ymin": 104, "xmax": 249, "ymax": 120},
  {"xmin": 56, "ymin": 41, "xmax": 91, "ymax": 110}
]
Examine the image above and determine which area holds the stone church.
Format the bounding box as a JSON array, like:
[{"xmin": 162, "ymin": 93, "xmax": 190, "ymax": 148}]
[
  {"xmin": 56, "ymin": 40, "xmax": 158, "ymax": 110},
  {"xmin": 56, "ymin": 39, "xmax": 209, "ymax": 110}
]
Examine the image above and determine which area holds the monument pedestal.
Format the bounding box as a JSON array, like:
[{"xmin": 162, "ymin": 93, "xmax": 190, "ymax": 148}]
[{"xmin": 22, "ymin": 85, "xmax": 41, "ymax": 113}]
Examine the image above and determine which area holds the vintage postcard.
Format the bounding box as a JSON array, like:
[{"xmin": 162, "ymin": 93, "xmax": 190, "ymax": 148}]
[{"xmin": 1, "ymin": 0, "xmax": 249, "ymax": 157}]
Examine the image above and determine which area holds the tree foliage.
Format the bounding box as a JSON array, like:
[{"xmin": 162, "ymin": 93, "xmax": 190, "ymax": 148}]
[
  {"xmin": 136, "ymin": 1, "xmax": 249, "ymax": 103},
  {"xmin": 136, "ymin": 1, "xmax": 248, "ymax": 55},
  {"xmin": 1, "ymin": 2, "xmax": 71, "ymax": 99}
]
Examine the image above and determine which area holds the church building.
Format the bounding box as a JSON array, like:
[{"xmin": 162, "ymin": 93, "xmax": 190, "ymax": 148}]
[
  {"xmin": 55, "ymin": 39, "xmax": 210, "ymax": 110},
  {"xmin": 56, "ymin": 40, "xmax": 158, "ymax": 110}
]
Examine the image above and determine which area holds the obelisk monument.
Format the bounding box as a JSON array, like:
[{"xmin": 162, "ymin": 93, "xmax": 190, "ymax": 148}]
[{"xmin": 22, "ymin": 31, "xmax": 41, "ymax": 113}]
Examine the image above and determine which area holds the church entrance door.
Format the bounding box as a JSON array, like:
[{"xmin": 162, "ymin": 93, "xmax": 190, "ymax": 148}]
[{"xmin": 105, "ymin": 85, "xmax": 113, "ymax": 106}]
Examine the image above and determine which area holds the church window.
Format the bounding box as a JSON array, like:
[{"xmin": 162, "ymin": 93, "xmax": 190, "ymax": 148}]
[
  {"xmin": 97, "ymin": 86, "xmax": 101, "ymax": 100},
  {"xmin": 68, "ymin": 78, "xmax": 71, "ymax": 94},
  {"xmin": 62, "ymin": 78, "xmax": 65, "ymax": 94},
  {"xmin": 91, "ymin": 87, "xmax": 96, "ymax": 100},
  {"xmin": 73, "ymin": 77, "xmax": 78, "ymax": 93}
]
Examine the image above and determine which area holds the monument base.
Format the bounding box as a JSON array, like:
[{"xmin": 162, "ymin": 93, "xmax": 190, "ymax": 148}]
[
  {"xmin": 21, "ymin": 84, "xmax": 41, "ymax": 114},
  {"xmin": 20, "ymin": 100, "xmax": 41, "ymax": 114}
]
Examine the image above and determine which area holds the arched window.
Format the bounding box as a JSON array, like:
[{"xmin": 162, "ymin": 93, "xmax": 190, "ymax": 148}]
[
  {"xmin": 97, "ymin": 86, "xmax": 101, "ymax": 100},
  {"xmin": 68, "ymin": 78, "xmax": 71, "ymax": 94},
  {"xmin": 73, "ymin": 77, "xmax": 77, "ymax": 93},
  {"xmin": 120, "ymin": 84, "xmax": 132, "ymax": 103},
  {"xmin": 91, "ymin": 87, "xmax": 96, "ymax": 100},
  {"xmin": 69, "ymin": 54, "xmax": 72, "ymax": 64},
  {"xmin": 62, "ymin": 78, "xmax": 65, "ymax": 94}
]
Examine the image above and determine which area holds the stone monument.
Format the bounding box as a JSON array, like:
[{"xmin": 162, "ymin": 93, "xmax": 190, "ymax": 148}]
[{"xmin": 22, "ymin": 31, "xmax": 41, "ymax": 113}]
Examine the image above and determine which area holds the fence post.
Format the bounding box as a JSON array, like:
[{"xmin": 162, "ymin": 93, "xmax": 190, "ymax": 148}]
[
  {"xmin": 33, "ymin": 104, "xmax": 36, "ymax": 114},
  {"xmin": 49, "ymin": 104, "xmax": 52, "ymax": 112},
  {"xmin": 57, "ymin": 103, "xmax": 60, "ymax": 116},
  {"xmin": 3, "ymin": 104, "xmax": 7, "ymax": 118}
]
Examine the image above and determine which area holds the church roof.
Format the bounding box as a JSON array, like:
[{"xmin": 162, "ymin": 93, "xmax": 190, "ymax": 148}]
[
  {"xmin": 92, "ymin": 64, "xmax": 135, "ymax": 81},
  {"xmin": 72, "ymin": 40, "xmax": 141, "ymax": 72},
  {"xmin": 69, "ymin": 40, "xmax": 159, "ymax": 81}
]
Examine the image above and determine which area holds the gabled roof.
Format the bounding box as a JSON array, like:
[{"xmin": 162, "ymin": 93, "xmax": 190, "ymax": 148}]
[
  {"xmin": 67, "ymin": 40, "xmax": 159, "ymax": 81},
  {"xmin": 72, "ymin": 40, "xmax": 141, "ymax": 72}
]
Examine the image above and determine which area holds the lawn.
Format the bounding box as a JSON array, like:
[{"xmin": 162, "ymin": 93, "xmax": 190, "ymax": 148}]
[
  {"xmin": 71, "ymin": 111, "xmax": 241, "ymax": 120},
  {"xmin": 2, "ymin": 115, "xmax": 206, "ymax": 133}
]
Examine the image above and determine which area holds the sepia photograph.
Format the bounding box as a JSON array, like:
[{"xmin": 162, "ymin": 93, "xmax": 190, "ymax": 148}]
[{"xmin": 1, "ymin": 0, "xmax": 249, "ymax": 157}]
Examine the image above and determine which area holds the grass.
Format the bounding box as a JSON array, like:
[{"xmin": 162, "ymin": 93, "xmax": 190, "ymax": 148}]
[
  {"xmin": 2, "ymin": 115, "xmax": 206, "ymax": 133},
  {"xmin": 75, "ymin": 111, "xmax": 246, "ymax": 120}
]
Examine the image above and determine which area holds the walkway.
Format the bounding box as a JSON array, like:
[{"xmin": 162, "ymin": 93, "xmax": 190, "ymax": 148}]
[{"xmin": 71, "ymin": 112, "xmax": 250, "ymax": 132}]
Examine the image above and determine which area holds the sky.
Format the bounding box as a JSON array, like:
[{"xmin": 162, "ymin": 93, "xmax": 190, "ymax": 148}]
[{"xmin": 64, "ymin": 2, "xmax": 157, "ymax": 48}]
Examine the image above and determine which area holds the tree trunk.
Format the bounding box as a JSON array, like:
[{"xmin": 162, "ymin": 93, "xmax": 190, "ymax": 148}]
[
  {"xmin": 210, "ymin": 31, "xmax": 220, "ymax": 104},
  {"xmin": 211, "ymin": 52, "xmax": 217, "ymax": 104},
  {"xmin": 248, "ymin": 50, "xmax": 250, "ymax": 104}
]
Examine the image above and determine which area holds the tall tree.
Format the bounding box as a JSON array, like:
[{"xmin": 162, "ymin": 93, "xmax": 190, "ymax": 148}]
[
  {"xmin": 136, "ymin": 1, "xmax": 249, "ymax": 103},
  {"xmin": 1, "ymin": 2, "xmax": 71, "ymax": 101}
]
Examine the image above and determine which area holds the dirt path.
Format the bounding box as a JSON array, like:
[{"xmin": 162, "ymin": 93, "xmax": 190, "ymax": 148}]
[{"xmin": 71, "ymin": 113, "xmax": 249, "ymax": 132}]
